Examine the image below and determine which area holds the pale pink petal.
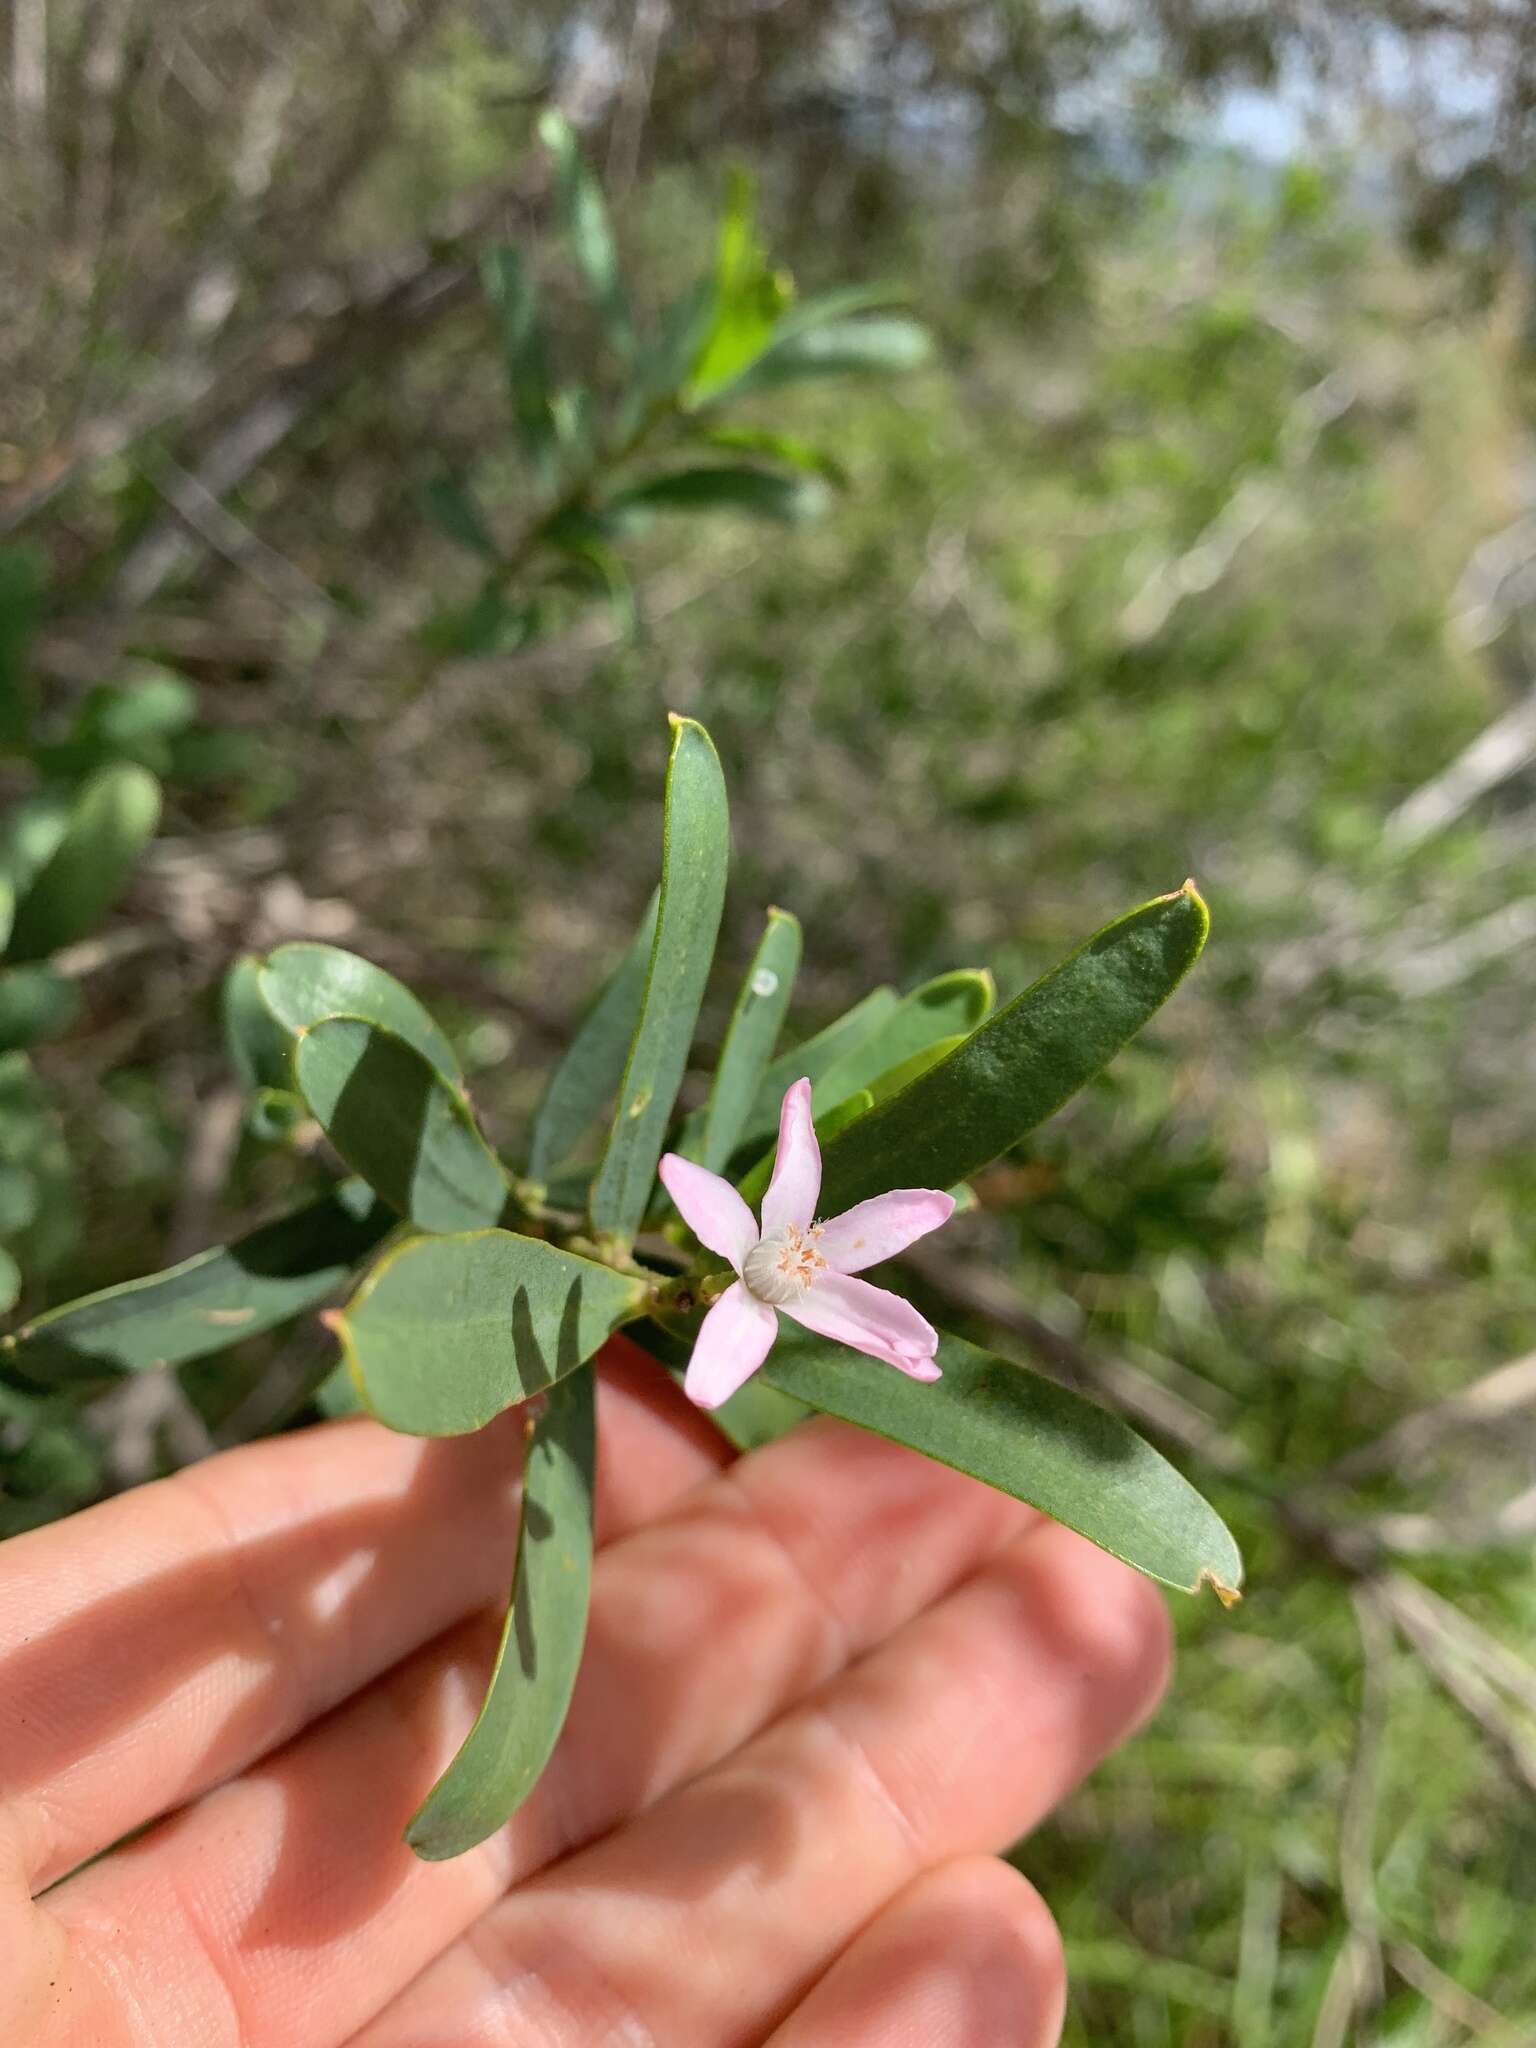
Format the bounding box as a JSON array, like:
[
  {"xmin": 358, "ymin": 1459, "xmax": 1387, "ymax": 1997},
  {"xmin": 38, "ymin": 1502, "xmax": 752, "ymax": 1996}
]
[
  {"xmin": 761, "ymin": 1076, "xmax": 821, "ymax": 1235},
  {"xmin": 781, "ymin": 1270, "xmax": 942, "ymax": 1380},
  {"xmin": 683, "ymin": 1281, "xmax": 780, "ymax": 1408},
  {"xmin": 659, "ymin": 1154, "xmax": 759, "ymax": 1272},
  {"xmin": 815, "ymin": 1188, "xmax": 955, "ymax": 1275}
]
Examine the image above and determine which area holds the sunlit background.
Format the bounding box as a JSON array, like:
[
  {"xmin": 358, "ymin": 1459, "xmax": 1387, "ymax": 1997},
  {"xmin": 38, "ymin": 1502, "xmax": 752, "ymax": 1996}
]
[{"xmin": 5, "ymin": 5, "xmax": 1536, "ymax": 2040}]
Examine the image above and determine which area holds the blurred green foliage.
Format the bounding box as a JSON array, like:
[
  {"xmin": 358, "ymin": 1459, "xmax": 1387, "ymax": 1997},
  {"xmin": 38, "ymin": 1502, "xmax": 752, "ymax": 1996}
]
[{"xmin": 5, "ymin": 7, "xmax": 1536, "ymax": 2038}]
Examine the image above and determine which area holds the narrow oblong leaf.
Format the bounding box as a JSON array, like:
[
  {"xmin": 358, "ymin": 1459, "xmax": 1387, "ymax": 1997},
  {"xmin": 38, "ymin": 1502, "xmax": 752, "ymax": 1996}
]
[
  {"xmin": 685, "ymin": 167, "xmax": 790, "ymax": 407},
  {"xmin": 257, "ymin": 942, "xmax": 461, "ymax": 1083},
  {"xmin": 632, "ymin": 275, "xmax": 717, "ymax": 414},
  {"xmin": 732, "ymin": 315, "xmax": 934, "ymax": 395},
  {"xmin": 293, "ymin": 1018, "xmax": 508, "ymax": 1234},
  {"xmin": 762, "ymin": 1325, "xmax": 1242, "ymax": 1599},
  {"xmin": 539, "ymin": 110, "xmax": 634, "ymax": 358},
  {"xmin": 734, "ymin": 986, "xmax": 899, "ymax": 1151},
  {"xmin": 695, "ymin": 907, "xmax": 801, "ymax": 1172},
  {"xmin": 694, "ymin": 426, "xmax": 848, "ymax": 487},
  {"xmin": 0, "ymin": 966, "xmax": 79, "ymax": 1053},
  {"xmin": 865, "ymin": 1033, "xmax": 966, "ymax": 1105},
  {"xmin": 2, "ymin": 1181, "xmax": 390, "ymax": 1389},
  {"xmin": 527, "ymin": 891, "xmax": 659, "ymax": 1183},
  {"xmin": 814, "ymin": 967, "xmax": 994, "ymax": 1110},
  {"xmin": 589, "ymin": 715, "xmax": 729, "ymax": 1243},
  {"xmin": 407, "ymin": 1362, "xmax": 596, "ymax": 1859},
  {"xmin": 420, "ymin": 473, "xmax": 500, "ymax": 561},
  {"xmin": 817, "ymin": 884, "xmax": 1210, "ymax": 1218},
  {"xmin": 483, "ymin": 244, "xmax": 557, "ymax": 479},
  {"xmin": 334, "ymin": 1228, "xmax": 646, "ymax": 1436},
  {"xmin": 7, "ymin": 763, "xmax": 160, "ymax": 962},
  {"xmin": 768, "ymin": 282, "xmax": 909, "ymax": 340},
  {"xmin": 604, "ymin": 465, "xmax": 829, "ymax": 526}
]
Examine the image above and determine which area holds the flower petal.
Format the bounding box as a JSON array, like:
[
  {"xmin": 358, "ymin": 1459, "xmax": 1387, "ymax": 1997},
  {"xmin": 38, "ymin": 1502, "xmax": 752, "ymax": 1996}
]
[
  {"xmin": 782, "ymin": 1270, "xmax": 942, "ymax": 1380},
  {"xmin": 683, "ymin": 1281, "xmax": 780, "ymax": 1408},
  {"xmin": 816, "ymin": 1188, "xmax": 956, "ymax": 1275},
  {"xmin": 659, "ymin": 1154, "xmax": 759, "ymax": 1272},
  {"xmin": 761, "ymin": 1076, "xmax": 821, "ymax": 1235}
]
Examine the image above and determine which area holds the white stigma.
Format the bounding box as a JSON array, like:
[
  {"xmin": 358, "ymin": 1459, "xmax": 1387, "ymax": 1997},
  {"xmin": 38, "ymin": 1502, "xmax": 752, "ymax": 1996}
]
[{"xmin": 743, "ymin": 1224, "xmax": 827, "ymax": 1306}]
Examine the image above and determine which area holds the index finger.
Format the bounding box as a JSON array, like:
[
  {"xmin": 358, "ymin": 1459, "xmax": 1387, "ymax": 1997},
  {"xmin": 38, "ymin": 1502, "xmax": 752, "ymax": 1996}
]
[{"xmin": 0, "ymin": 1341, "xmax": 726, "ymax": 1902}]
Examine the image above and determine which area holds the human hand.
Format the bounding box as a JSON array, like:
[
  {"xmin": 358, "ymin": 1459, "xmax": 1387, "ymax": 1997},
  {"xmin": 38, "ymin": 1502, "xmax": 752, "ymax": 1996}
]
[{"xmin": 1, "ymin": 1338, "xmax": 1169, "ymax": 2046}]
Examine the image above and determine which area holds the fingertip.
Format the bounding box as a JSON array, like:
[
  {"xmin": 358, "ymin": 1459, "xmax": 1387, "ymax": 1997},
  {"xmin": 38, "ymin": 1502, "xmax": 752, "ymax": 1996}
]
[{"xmin": 764, "ymin": 1854, "xmax": 1066, "ymax": 2048}]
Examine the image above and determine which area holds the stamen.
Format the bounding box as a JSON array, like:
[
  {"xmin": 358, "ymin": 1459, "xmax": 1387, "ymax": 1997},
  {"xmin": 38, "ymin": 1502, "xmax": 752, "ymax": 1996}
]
[{"xmin": 744, "ymin": 1224, "xmax": 827, "ymax": 1306}]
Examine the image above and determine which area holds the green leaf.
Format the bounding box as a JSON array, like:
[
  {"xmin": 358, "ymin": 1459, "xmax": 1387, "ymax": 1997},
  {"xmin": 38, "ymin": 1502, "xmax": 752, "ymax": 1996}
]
[
  {"xmin": 0, "ymin": 878, "xmax": 12, "ymax": 955},
  {"xmin": 527, "ymin": 891, "xmax": 660, "ymax": 1183},
  {"xmin": 814, "ymin": 968, "xmax": 994, "ymax": 1110},
  {"xmin": 334, "ymin": 1228, "xmax": 646, "ymax": 1435},
  {"xmin": 247, "ymin": 1087, "xmax": 311, "ymax": 1145},
  {"xmin": 632, "ymin": 276, "xmax": 717, "ymax": 413},
  {"xmin": 769, "ymin": 282, "xmax": 909, "ymax": 338},
  {"xmin": 603, "ymin": 465, "xmax": 829, "ymax": 526},
  {"xmin": 0, "ymin": 544, "xmax": 43, "ymax": 750},
  {"xmin": 2, "ymin": 1180, "xmax": 390, "ymax": 1389},
  {"xmin": 0, "ymin": 1165, "xmax": 38, "ymax": 1234},
  {"xmin": 293, "ymin": 1018, "xmax": 508, "ymax": 1234},
  {"xmin": 419, "ymin": 473, "xmax": 500, "ymax": 561},
  {"xmin": 753, "ymin": 987, "xmax": 909, "ymax": 1122},
  {"xmin": 0, "ymin": 792, "xmax": 70, "ymax": 901},
  {"xmin": 816, "ymin": 885, "xmax": 1210, "ymax": 1218},
  {"xmin": 865, "ymin": 1033, "xmax": 967, "ymax": 1105},
  {"xmin": 222, "ymin": 954, "xmax": 295, "ymax": 1093},
  {"xmin": 539, "ymin": 109, "xmax": 634, "ymax": 359},
  {"xmin": 0, "ymin": 966, "xmax": 79, "ymax": 1053},
  {"xmin": 0, "ymin": 1245, "xmax": 18, "ymax": 1316},
  {"xmin": 483, "ymin": 244, "xmax": 557, "ymax": 482},
  {"xmin": 685, "ymin": 168, "xmax": 793, "ymax": 407},
  {"xmin": 695, "ymin": 907, "xmax": 802, "ymax": 1172},
  {"xmin": 734, "ymin": 1089, "xmax": 874, "ymax": 1210},
  {"xmin": 731, "ymin": 315, "xmax": 934, "ymax": 395},
  {"xmin": 314, "ymin": 1362, "xmax": 365, "ymax": 1419},
  {"xmin": 407, "ymin": 1362, "xmax": 596, "ymax": 1859},
  {"xmin": 717, "ymin": 986, "xmax": 897, "ymax": 1159},
  {"xmin": 43, "ymin": 668, "xmax": 197, "ymax": 778},
  {"xmin": 7, "ymin": 764, "xmax": 160, "ymax": 963},
  {"xmin": 694, "ymin": 425, "xmax": 849, "ymax": 487},
  {"xmin": 589, "ymin": 716, "xmax": 729, "ymax": 1243},
  {"xmin": 762, "ymin": 1326, "xmax": 1242, "ymax": 1599},
  {"xmin": 541, "ymin": 529, "xmax": 637, "ymax": 639},
  {"xmin": 257, "ymin": 942, "xmax": 461, "ymax": 1083}
]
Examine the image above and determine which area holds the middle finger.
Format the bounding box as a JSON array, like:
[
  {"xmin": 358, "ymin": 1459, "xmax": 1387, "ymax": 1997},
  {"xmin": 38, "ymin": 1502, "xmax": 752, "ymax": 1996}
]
[{"xmin": 40, "ymin": 1415, "xmax": 1032, "ymax": 2048}]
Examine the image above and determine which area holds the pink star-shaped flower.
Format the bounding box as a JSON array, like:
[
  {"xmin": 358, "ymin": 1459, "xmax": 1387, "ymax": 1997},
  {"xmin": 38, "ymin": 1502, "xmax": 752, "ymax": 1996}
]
[{"xmin": 658, "ymin": 1077, "xmax": 954, "ymax": 1408}]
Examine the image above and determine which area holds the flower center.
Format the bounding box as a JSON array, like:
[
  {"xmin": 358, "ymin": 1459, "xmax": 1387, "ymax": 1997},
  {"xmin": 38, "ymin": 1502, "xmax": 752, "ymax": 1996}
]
[{"xmin": 743, "ymin": 1224, "xmax": 827, "ymax": 1306}]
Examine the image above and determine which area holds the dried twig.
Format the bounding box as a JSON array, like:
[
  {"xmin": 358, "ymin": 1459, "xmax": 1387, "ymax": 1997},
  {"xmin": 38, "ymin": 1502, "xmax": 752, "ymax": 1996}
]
[
  {"xmin": 1387, "ymin": 1939, "xmax": 1526, "ymax": 2043},
  {"xmin": 1370, "ymin": 1481, "xmax": 1536, "ymax": 1556},
  {"xmin": 165, "ymin": 1080, "xmax": 246, "ymax": 1265},
  {"xmin": 1117, "ymin": 371, "xmax": 1356, "ymax": 645},
  {"xmin": 1380, "ymin": 1572, "xmax": 1536, "ymax": 1799},
  {"xmin": 1384, "ymin": 685, "xmax": 1536, "ymax": 853},
  {"xmin": 1311, "ymin": 1586, "xmax": 1392, "ymax": 2048},
  {"xmin": 1325, "ymin": 1348, "xmax": 1536, "ymax": 1484}
]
